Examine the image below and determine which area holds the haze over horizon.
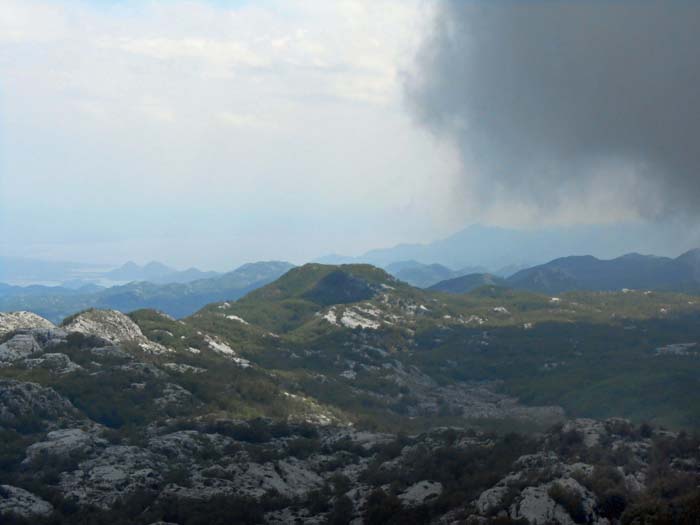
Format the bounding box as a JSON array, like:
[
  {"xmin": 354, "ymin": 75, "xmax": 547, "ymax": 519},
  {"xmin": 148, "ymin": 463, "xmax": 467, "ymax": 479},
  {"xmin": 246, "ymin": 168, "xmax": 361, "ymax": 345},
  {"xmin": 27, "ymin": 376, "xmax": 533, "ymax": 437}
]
[{"xmin": 2, "ymin": 0, "xmax": 699, "ymax": 269}]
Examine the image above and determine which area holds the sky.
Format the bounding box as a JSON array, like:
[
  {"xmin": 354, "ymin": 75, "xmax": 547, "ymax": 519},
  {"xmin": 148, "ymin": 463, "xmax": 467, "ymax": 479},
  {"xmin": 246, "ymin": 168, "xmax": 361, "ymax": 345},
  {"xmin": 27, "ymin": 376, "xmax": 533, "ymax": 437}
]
[{"xmin": 1, "ymin": 0, "xmax": 698, "ymax": 270}]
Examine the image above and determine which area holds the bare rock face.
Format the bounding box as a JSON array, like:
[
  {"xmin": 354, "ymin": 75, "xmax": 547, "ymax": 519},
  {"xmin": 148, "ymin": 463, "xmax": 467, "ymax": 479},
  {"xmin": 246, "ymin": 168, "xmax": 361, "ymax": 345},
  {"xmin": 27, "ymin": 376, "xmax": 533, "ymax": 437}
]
[
  {"xmin": 0, "ymin": 328, "xmax": 71, "ymax": 365},
  {"xmin": 162, "ymin": 457, "xmax": 325, "ymax": 502},
  {"xmin": 475, "ymin": 485, "xmax": 511, "ymax": 514},
  {"xmin": 511, "ymin": 477, "xmax": 597, "ymax": 525},
  {"xmin": 148, "ymin": 431, "xmax": 233, "ymax": 462},
  {"xmin": 63, "ymin": 309, "xmax": 172, "ymax": 354},
  {"xmin": 0, "ymin": 312, "xmax": 55, "ymax": 337},
  {"xmin": 0, "ymin": 485, "xmax": 53, "ymax": 519},
  {"xmin": 59, "ymin": 445, "xmax": 165, "ymax": 509},
  {"xmin": 63, "ymin": 309, "xmax": 147, "ymax": 344},
  {"xmin": 321, "ymin": 428, "xmax": 395, "ymax": 451},
  {"xmin": 23, "ymin": 353, "xmax": 84, "ymax": 375},
  {"xmin": 0, "ymin": 333, "xmax": 43, "ymax": 362},
  {"xmin": 162, "ymin": 362, "xmax": 207, "ymax": 374},
  {"xmin": 0, "ymin": 380, "xmax": 80, "ymax": 430},
  {"xmin": 399, "ymin": 480, "xmax": 443, "ymax": 506},
  {"xmin": 473, "ymin": 450, "xmax": 604, "ymax": 524},
  {"xmin": 24, "ymin": 429, "xmax": 107, "ymax": 466}
]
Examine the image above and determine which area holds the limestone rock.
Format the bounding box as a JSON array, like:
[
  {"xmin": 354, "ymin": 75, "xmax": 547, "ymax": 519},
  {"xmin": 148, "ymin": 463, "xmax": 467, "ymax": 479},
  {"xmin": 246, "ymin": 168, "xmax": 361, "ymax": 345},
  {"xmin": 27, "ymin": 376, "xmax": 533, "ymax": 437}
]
[
  {"xmin": 63, "ymin": 309, "xmax": 144, "ymax": 343},
  {"xmin": 0, "ymin": 380, "xmax": 80, "ymax": 429},
  {"xmin": 154, "ymin": 383, "xmax": 197, "ymax": 411},
  {"xmin": 399, "ymin": 480, "xmax": 443, "ymax": 506},
  {"xmin": 148, "ymin": 431, "xmax": 232, "ymax": 462},
  {"xmin": 0, "ymin": 333, "xmax": 42, "ymax": 362},
  {"xmin": 24, "ymin": 429, "xmax": 107, "ymax": 466},
  {"xmin": 59, "ymin": 445, "xmax": 164, "ymax": 509},
  {"xmin": 0, "ymin": 485, "xmax": 53, "ymax": 519},
  {"xmin": 475, "ymin": 485, "xmax": 510, "ymax": 514},
  {"xmin": 162, "ymin": 362, "xmax": 207, "ymax": 374},
  {"xmin": 0, "ymin": 312, "xmax": 55, "ymax": 337},
  {"xmin": 23, "ymin": 353, "xmax": 84, "ymax": 374}
]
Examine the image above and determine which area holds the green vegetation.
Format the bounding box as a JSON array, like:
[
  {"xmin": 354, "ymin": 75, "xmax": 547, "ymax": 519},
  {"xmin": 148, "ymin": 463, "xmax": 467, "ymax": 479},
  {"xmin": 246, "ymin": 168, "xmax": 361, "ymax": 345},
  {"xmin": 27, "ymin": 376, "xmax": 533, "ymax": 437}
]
[{"xmin": 175, "ymin": 265, "xmax": 700, "ymax": 430}]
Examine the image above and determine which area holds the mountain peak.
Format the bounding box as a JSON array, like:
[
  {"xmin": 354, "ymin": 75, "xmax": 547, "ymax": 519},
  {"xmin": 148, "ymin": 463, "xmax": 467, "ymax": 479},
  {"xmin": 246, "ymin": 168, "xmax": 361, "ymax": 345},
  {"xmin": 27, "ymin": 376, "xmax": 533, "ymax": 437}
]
[
  {"xmin": 677, "ymin": 247, "xmax": 700, "ymax": 261},
  {"xmin": 429, "ymin": 273, "xmax": 506, "ymax": 294},
  {"xmin": 144, "ymin": 261, "xmax": 173, "ymax": 271}
]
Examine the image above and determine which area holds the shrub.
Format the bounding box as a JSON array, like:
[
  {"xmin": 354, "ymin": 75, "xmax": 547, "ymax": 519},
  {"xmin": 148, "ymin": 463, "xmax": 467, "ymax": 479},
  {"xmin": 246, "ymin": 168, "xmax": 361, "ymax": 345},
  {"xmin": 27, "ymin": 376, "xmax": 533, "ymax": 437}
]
[
  {"xmin": 548, "ymin": 483, "xmax": 587, "ymax": 524},
  {"xmin": 364, "ymin": 489, "xmax": 402, "ymax": 525},
  {"xmin": 599, "ymin": 491, "xmax": 628, "ymax": 519},
  {"xmin": 326, "ymin": 495, "xmax": 354, "ymax": 525}
]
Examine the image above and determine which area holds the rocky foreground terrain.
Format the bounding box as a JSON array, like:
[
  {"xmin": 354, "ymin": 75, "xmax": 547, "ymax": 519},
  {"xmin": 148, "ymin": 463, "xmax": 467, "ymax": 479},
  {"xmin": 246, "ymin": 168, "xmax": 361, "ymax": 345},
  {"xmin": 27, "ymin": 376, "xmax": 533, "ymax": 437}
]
[{"xmin": 0, "ymin": 308, "xmax": 699, "ymax": 524}]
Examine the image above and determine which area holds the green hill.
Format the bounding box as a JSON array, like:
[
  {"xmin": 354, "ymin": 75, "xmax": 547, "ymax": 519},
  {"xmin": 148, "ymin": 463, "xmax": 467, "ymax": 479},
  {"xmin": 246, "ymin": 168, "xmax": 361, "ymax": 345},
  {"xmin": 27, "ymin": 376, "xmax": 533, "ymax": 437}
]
[{"xmin": 429, "ymin": 273, "xmax": 506, "ymax": 293}]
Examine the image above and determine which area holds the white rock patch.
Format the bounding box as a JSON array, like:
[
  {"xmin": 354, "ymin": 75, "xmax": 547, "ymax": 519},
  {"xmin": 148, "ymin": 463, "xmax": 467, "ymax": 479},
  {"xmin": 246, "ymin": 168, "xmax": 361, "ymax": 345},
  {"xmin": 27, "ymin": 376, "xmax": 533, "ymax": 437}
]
[
  {"xmin": 162, "ymin": 363, "xmax": 207, "ymax": 374},
  {"xmin": 225, "ymin": 315, "xmax": 249, "ymax": 325},
  {"xmin": 0, "ymin": 312, "xmax": 55, "ymax": 337},
  {"xmin": 399, "ymin": 481, "xmax": 443, "ymax": 506},
  {"xmin": 322, "ymin": 308, "xmax": 339, "ymax": 326},
  {"xmin": 63, "ymin": 310, "xmax": 144, "ymax": 344},
  {"xmin": 204, "ymin": 336, "xmax": 251, "ymax": 367},
  {"xmin": 339, "ymin": 309, "xmax": 380, "ymax": 330},
  {"xmin": 205, "ymin": 335, "xmax": 235, "ymax": 356}
]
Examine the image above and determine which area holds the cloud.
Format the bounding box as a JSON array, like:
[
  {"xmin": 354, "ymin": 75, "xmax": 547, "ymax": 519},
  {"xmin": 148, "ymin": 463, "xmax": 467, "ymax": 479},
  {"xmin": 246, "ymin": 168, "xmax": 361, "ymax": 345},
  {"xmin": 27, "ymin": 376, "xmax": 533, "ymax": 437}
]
[
  {"xmin": 0, "ymin": 0, "xmax": 462, "ymax": 266},
  {"xmin": 405, "ymin": 1, "xmax": 700, "ymax": 220},
  {"xmin": 103, "ymin": 37, "xmax": 267, "ymax": 68}
]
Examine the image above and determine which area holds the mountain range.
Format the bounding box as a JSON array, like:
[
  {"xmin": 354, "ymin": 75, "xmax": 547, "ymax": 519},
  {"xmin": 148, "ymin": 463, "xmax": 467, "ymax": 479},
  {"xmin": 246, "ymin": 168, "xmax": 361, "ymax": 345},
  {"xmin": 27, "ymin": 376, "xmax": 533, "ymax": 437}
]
[
  {"xmin": 0, "ymin": 257, "xmax": 221, "ymax": 287},
  {"xmin": 0, "ymin": 261, "xmax": 294, "ymax": 322},
  {"xmin": 506, "ymin": 249, "xmax": 700, "ymax": 294},
  {"xmin": 5, "ymin": 249, "xmax": 700, "ymax": 322},
  {"xmin": 317, "ymin": 222, "xmax": 700, "ymax": 272},
  {"xmin": 425, "ymin": 249, "xmax": 700, "ymax": 295},
  {"xmin": 384, "ymin": 260, "xmax": 487, "ymax": 288},
  {"xmin": 103, "ymin": 261, "xmax": 221, "ymax": 284}
]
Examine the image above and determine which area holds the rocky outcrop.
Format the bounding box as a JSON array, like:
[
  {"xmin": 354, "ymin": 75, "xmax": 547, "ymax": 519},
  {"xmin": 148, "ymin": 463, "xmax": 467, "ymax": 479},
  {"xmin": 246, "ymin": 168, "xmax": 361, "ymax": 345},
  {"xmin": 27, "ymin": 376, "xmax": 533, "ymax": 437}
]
[
  {"xmin": 162, "ymin": 457, "xmax": 325, "ymax": 502},
  {"xmin": 23, "ymin": 353, "xmax": 84, "ymax": 374},
  {"xmin": 162, "ymin": 362, "xmax": 207, "ymax": 374},
  {"xmin": 0, "ymin": 485, "xmax": 53, "ymax": 519},
  {"xmin": 0, "ymin": 380, "xmax": 80, "ymax": 430},
  {"xmin": 0, "ymin": 332, "xmax": 43, "ymax": 362},
  {"xmin": 59, "ymin": 445, "xmax": 164, "ymax": 509},
  {"xmin": 511, "ymin": 477, "xmax": 597, "ymax": 525},
  {"xmin": 24, "ymin": 429, "xmax": 107, "ymax": 466},
  {"xmin": 154, "ymin": 383, "xmax": 198, "ymax": 411},
  {"xmin": 62, "ymin": 309, "xmax": 145, "ymax": 343},
  {"xmin": 62, "ymin": 309, "xmax": 171, "ymax": 354},
  {"xmin": 470, "ymin": 431, "xmax": 629, "ymax": 524},
  {"xmin": 147, "ymin": 431, "xmax": 233, "ymax": 462},
  {"xmin": 0, "ymin": 328, "xmax": 72, "ymax": 366},
  {"xmin": 399, "ymin": 480, "xmax": 443, "ymax": 506},
  {"xmin": 0, "ymin": 312, "xmax": 55, "ymax": 337}
]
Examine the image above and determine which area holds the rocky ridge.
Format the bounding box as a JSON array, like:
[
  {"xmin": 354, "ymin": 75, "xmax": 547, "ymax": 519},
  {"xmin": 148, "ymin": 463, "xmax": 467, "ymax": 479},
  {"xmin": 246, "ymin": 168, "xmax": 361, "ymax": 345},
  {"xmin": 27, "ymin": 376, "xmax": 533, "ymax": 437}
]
[{"xmin": 0, "ymin": 271, "xmax": 699, "ymax": 525}]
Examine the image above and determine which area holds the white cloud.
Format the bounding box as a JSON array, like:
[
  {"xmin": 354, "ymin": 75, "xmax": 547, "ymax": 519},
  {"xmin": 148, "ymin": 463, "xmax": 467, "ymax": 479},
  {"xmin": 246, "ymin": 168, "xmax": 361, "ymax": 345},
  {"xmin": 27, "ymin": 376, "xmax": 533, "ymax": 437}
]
[
  {"xmin": 0, "ymin": 0, "xmax": 466, "ymax": 267},
  {"xmin": 0, "ymin": 0, "xmax": 68, "ymax": 43},
  {"xmin": 103, "ymin": 37, "xmax": 267, "ymax": 68}
]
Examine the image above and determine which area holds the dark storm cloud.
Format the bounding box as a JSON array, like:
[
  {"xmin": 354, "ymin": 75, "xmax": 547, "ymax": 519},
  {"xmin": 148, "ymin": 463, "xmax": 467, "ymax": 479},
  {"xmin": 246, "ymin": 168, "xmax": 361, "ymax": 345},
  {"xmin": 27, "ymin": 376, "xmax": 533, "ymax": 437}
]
[{"xmin": 406, "ymin": 1, "xmax": 700, "ymax": 215}]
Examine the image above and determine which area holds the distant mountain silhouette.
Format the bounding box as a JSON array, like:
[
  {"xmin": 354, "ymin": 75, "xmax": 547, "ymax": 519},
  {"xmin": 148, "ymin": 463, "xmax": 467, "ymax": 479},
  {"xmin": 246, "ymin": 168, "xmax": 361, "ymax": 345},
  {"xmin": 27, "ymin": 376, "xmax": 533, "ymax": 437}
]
[
  {"xmin": 104, "ymin": 261, "xmax": 220, "ymax": 284},
  {"xmin": 384, "ymin": 260, "xmax": 487, "ymax": 288},
  {"xmin": 0, "ymin": 261, "xmax": 294, "ymax": 322},
  {"xmin": 429, "ymin": 273, "xmax": 506, "ymax": 294},
  {"xmin": 317, "ymin": 223, "xmax": 699, "ymax": 273},
  {"xmin": 506, "ymin": 251, "xmax": 700, "ymax": 294}
]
